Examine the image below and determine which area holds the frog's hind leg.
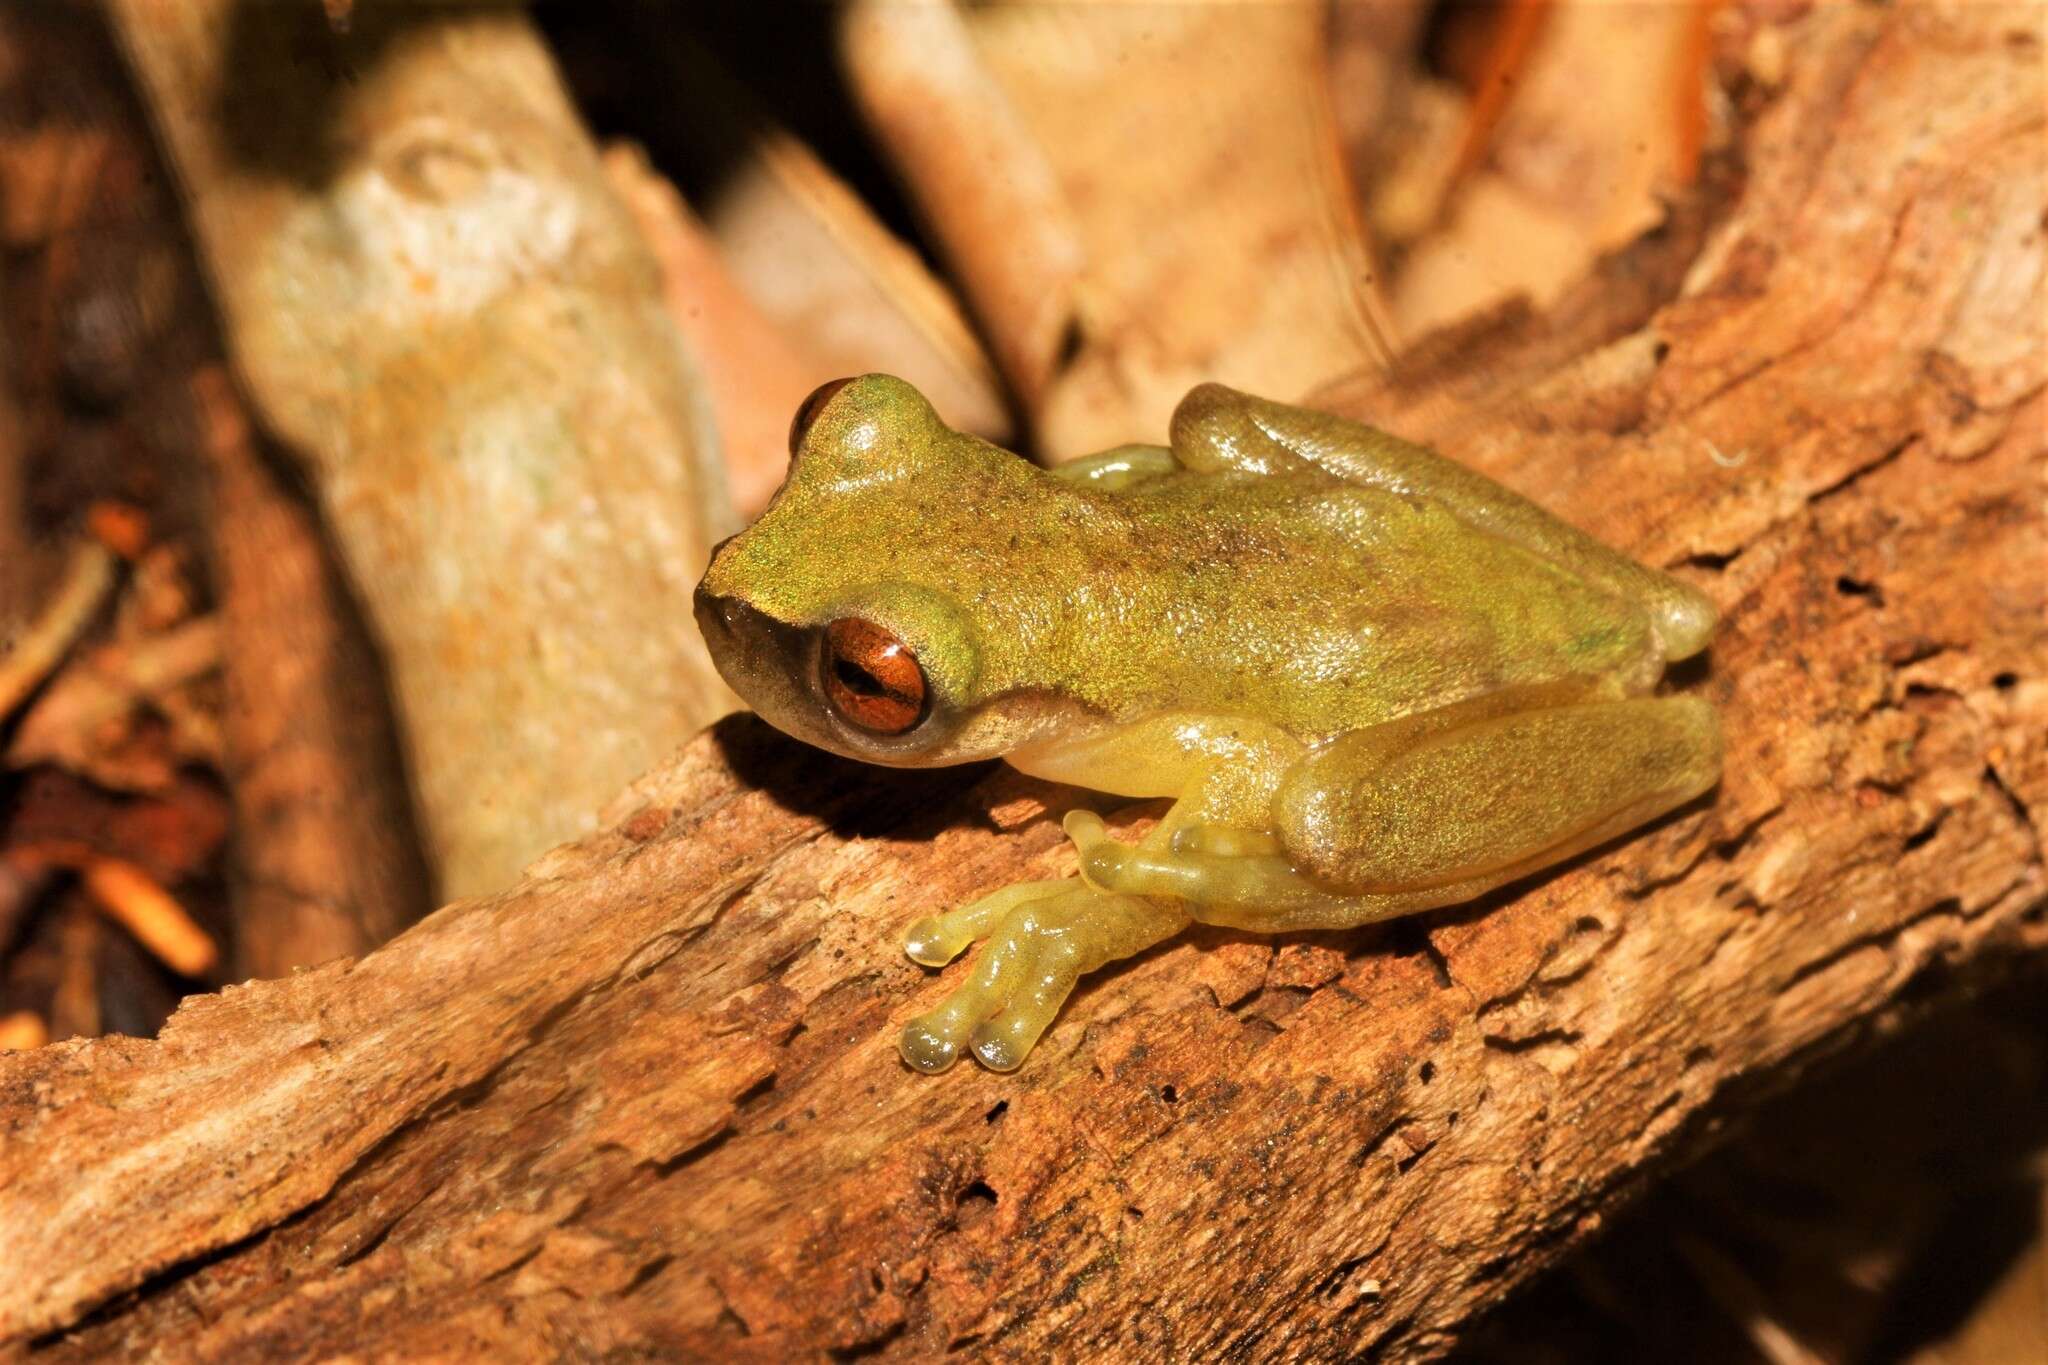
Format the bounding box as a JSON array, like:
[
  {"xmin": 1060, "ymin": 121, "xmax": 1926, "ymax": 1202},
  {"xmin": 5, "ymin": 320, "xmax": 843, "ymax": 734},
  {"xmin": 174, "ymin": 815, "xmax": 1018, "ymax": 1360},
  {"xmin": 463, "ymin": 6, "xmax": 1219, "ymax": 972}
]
[
  {"xmin": 1070, "ymin": 695, "xmax": 1720, "ymax": 933},
  {"xmin": 1168, "ymin": 384, "xmax": 1715, "ymax": 659},
  {"xmin": 1277, "ymin": 694, "xmax": 1721, "ymax": 900},
  {"xmin": 1065, "ymin": 811, "xmax": 1457, "ymax": 931},
  {"xmin": 899, "ymin": 883, "xmax": 1188, "ymax": 1073}
]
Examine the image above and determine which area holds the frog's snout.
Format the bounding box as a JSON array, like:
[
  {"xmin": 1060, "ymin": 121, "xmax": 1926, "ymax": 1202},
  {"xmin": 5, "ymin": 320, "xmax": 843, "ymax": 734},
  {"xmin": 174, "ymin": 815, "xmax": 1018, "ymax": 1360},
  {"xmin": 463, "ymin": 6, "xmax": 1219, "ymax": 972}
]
[
  {"xmin": 692, "ymin": 585, "xmax": 742, "ymax": 681},
  {"xmin": 694, "ymin": 586, "xmax": 802, "ymax": 682},
  {"xmin": 692, "ymin": 581, "xmax": 740, "ymax": 651}
]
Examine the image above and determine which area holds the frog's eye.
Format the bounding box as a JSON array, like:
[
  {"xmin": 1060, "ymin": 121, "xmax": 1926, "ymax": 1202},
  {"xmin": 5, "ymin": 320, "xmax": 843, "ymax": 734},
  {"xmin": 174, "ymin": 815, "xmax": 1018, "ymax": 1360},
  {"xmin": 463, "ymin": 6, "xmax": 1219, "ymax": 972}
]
[
  {"xmin": 820, "ymin": 617, "xmax": 927, "ymax": 735},
  {"xmin": 789, "ymin": 377, "xmax": 855, "ymax": 456}
]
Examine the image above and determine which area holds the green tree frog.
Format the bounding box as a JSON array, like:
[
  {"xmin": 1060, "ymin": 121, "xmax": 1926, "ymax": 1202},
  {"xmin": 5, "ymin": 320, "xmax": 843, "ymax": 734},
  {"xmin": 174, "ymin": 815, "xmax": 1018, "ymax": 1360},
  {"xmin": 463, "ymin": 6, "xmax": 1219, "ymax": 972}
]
[{"xmin": 696, "ymin": 375, "xmax": 1721, "ymax": 1074}]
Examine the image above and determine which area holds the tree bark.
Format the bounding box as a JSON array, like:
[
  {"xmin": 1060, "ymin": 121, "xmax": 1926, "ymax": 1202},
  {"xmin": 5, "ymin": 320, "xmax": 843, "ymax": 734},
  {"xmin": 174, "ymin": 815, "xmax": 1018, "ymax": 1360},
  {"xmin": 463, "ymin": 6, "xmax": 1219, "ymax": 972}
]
[{"xmin": 1, "ymin": 3, "xmax": 2041, "ymax": 1358}]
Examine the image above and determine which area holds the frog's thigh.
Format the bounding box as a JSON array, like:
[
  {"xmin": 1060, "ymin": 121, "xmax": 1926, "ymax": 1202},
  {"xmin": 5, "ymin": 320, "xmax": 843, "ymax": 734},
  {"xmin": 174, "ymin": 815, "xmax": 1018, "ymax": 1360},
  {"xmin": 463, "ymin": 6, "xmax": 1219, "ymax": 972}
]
[{"xmin": 1279, "ymin": 696, "xmax": 1721, "ymax": 894}]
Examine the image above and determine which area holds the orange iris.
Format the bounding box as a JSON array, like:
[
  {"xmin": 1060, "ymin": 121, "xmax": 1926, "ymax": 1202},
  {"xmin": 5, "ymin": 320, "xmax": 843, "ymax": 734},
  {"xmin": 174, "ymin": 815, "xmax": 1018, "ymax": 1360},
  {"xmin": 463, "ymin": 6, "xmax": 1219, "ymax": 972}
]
[{"xmin": 821, "ymin": 617, "xmax": 927, "ymax": 735}]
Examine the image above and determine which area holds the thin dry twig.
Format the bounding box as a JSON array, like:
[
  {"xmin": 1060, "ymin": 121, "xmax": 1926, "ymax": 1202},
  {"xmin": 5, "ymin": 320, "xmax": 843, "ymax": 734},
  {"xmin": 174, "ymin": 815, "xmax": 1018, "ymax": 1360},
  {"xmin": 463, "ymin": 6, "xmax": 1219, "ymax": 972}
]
[
  {"xmin": 8, "ymin": 840, "xmax": 218, "ymax": 978},
  {"xmin": 0, "ymin": 538, "xmax": 117, "ymax": 722},
  {"xmin": 5, "ymin": 615, "xmax": 224, "ymax": 785}
]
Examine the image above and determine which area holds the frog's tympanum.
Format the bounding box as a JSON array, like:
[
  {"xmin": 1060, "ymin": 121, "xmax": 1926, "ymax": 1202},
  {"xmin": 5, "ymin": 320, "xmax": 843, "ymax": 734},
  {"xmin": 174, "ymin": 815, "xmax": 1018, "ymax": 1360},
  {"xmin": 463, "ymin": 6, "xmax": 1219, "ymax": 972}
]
[{"xmin": 696, "ymin": 376, "xmax": 1721, "ymax": 1074}]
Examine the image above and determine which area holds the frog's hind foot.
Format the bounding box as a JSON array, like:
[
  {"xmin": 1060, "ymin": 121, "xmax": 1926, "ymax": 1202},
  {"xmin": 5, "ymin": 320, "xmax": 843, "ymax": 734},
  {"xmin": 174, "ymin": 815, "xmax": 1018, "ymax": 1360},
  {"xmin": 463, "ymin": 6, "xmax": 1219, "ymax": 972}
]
[
  {"xmin": 902, "ymin": 878, "xmax": 1075, "ymax": 967},
  {"xmin": 899, "ymin": 883, "xmax": 1186, "ymax": 1074}
]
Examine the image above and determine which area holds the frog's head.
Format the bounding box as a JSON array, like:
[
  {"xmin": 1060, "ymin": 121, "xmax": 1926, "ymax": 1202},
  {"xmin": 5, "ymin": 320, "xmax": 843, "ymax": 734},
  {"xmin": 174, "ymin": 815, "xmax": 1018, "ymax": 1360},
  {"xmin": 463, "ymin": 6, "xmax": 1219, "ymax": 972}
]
[{"xmin": 696, "ymin": 375, "xmax": 1095, "ymax": 767}]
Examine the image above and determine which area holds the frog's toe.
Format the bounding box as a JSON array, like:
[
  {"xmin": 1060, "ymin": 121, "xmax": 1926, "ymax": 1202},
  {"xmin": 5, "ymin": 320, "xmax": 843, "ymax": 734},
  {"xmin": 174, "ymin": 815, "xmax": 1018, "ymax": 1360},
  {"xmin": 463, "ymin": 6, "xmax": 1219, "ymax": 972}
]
[
  {"xmin": 900, "ymin": 888, "xmax": 1190, "ymax": 1075},
  {"xmin": 1169, "ymin": 824, "xmax": 1283, "ymax": 858},
  {"xmin": 1062, "ymin": 810, "xmax": 1137, "ymax": 892},
  {"xmin": 899, "ymin": 972, "xmax": 1014, "ymax": 1075},
  {"xmin": 902, "ymin": 915, "xmax": 966, "ymax": 969},
  {"xmin": 902, "ymin": 877, "xmax": 1076, "ymax": 967},
  {"xmin": 968, "ymin": 989, "xmax": 1063, "ymax": 1072},
  {"xmin": 968, "ymin": 1019, "xmax": 1033, "ymax": 1073},
  {"xmin": 904, "ymin": 922, "xmax": 1078, "ymax": 1074},
  {"xmin": 901, "ymin": 977, "xmax": 1007, "ymax": 1072},
  {"xmin": 972, "ymin": 932, "xmax": 1087, "ymax": 1070},
  {"xmin": 899, "ymin": 910, "xmax": 1034, "ymax": 1072},
  {"xmin": 899, "ymin": 1013, "xmax": 966, "ymax": 1073}
]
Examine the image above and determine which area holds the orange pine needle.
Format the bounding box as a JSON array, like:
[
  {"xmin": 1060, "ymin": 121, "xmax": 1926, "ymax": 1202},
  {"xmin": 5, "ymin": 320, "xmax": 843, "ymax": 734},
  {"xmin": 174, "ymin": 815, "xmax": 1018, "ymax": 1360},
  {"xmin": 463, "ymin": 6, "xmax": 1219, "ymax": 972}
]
[
  {"xmin": 86, "ymin": 499, "xmax": 150, "ymax": 561},
  {"xmin": 0, "ymin": 1011, "xmax": 48, "ymax": 1051},
  {"xmin": 80, "ymin": 857, "xmax": 219, "ymax": 978}
]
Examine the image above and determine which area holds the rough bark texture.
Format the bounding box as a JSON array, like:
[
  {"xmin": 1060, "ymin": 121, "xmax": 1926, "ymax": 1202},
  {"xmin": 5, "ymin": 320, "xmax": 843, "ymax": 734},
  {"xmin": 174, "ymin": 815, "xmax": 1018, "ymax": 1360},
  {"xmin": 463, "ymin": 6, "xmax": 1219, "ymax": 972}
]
[{"xmin": 1, "ymin": 3, "xmax": 2042, "ymax": 1359}]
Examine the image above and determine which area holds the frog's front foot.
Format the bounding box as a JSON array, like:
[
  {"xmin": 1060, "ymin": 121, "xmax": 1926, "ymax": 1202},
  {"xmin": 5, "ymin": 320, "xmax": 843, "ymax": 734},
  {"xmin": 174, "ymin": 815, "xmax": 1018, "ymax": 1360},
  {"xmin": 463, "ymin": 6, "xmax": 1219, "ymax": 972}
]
[
  {"xmin": 901, "ymin": 878, "xmax": 1075, "ymax": 968},
  {"xmin": 1060, "ymin": 809, "xmax": 1388, "ymax": 933},
  {"xmin": 900, "ymin": 879, "xmax": 1185, "ymax": 1074}
]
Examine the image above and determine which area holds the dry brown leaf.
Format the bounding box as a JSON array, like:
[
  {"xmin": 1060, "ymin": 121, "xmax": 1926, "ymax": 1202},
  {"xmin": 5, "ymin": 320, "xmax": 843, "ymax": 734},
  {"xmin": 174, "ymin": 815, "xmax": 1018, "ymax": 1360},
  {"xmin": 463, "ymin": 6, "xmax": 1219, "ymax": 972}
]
[
  {"xmin": 1391, "ymin": 0, "xmax": 1708, "ymax": 338},
  {"xmin": 705, "ymin": 121, "xmax": 1013, "ymax": 447},
  {"xmin": 604, "ymin": 142, "xmax": 823, "ymax": 519},
  {"xmin": 848, "ymin": 0, "xmax": 1392, "ymax": 457}
]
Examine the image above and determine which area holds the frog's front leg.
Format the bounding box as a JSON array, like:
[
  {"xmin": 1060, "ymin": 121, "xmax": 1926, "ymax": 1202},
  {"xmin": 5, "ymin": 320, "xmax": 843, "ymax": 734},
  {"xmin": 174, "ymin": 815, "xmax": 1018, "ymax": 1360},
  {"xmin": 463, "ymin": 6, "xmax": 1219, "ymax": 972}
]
[
  {"xmin": 902, "ymin": 878, "xmax": 1076, "ymax": 968},
  {"xmin": 899, "ymin": 716, "xmax": 1290, "ymax": 1074},
  {"xmin": 899, "ymin": 880, "xmax": 1188, "ymax": 1073}
]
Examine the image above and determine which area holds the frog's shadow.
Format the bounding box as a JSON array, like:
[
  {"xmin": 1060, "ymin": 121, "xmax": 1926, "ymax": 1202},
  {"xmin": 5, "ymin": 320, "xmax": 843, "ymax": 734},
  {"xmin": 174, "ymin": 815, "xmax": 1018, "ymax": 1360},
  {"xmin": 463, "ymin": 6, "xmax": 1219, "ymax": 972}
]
[
  {"xmin": 713, "ymin": 711, "xmax": 1720, "ymax": 1029},
  {"xmin": 1663, "ymin": 650, "xmax": 1715, "ymax": 693},
  {"xmin": 708, "ymin": 711, "xmax": 1004, "ymax": 844}
]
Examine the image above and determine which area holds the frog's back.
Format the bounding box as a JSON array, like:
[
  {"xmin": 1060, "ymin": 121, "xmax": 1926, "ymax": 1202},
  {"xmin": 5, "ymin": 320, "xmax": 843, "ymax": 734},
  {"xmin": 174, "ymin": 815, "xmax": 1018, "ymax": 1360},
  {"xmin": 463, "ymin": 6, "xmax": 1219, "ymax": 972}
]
[{"xmin": 1097, "ymin": 471, "xmax": 1665, "ymax": 737}]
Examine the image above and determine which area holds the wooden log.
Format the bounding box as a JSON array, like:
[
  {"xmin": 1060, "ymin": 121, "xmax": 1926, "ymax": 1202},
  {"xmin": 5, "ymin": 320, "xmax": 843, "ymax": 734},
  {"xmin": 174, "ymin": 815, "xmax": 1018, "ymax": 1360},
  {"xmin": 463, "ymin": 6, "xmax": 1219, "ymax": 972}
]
[{"xmin": 0, "ymin": 2, "xmax": 2039, "ymax": 1357}]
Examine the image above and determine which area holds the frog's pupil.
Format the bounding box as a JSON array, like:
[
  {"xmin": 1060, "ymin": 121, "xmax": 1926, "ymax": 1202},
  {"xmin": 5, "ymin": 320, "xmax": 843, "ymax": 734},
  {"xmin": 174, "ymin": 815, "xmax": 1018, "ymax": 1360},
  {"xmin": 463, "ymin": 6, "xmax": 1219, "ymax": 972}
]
[
  {"xmin": 821, "ymin": 616, "xmax": 926, "ymax": 735},
  {"xmin": 835, "ymin": 658, "xmax": 882, "ymax": 695}
]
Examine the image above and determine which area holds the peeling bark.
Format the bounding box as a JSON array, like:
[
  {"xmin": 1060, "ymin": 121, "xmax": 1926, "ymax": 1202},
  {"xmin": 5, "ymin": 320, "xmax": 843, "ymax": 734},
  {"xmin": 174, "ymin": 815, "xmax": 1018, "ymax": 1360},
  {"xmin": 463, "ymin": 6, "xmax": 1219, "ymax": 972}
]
[{"xmin": 1, "ymin": 3, "xmax": 2041, "ymax": 1359}]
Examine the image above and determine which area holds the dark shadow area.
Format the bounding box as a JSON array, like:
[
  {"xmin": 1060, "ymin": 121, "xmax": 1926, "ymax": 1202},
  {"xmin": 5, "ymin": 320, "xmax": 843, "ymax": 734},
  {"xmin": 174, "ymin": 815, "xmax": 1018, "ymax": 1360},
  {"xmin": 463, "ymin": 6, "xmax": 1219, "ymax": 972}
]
[
  {"xmin": 1863, "ymin": 1178, "xmax": 2042, "ymax": 1362},
  {"xmin": 537, "ymin": 0, "xmax": 923, "ymax": 248},
  {"xmin": 707, "ymin": 711, "xmax": 996, "ymax": 844},
  {"xmin": 1451, "ymin": 972, "xmax": 2048, "ymax": 1365},
  {"xmin": 1662, "ymin": 649, "xmax": 1714, "ymax": 692},
  {"xmin": 214, "ymin": 0, "xmax": 523, "ymax": 185}
]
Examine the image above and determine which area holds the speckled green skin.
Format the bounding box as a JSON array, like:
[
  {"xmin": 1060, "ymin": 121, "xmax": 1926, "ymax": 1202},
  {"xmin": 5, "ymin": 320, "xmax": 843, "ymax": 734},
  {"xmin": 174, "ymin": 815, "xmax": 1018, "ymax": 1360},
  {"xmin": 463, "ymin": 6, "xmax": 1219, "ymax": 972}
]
[{"xmin": 696, "ymin": 376, "xmax": 1721, "ymax": 1074}]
